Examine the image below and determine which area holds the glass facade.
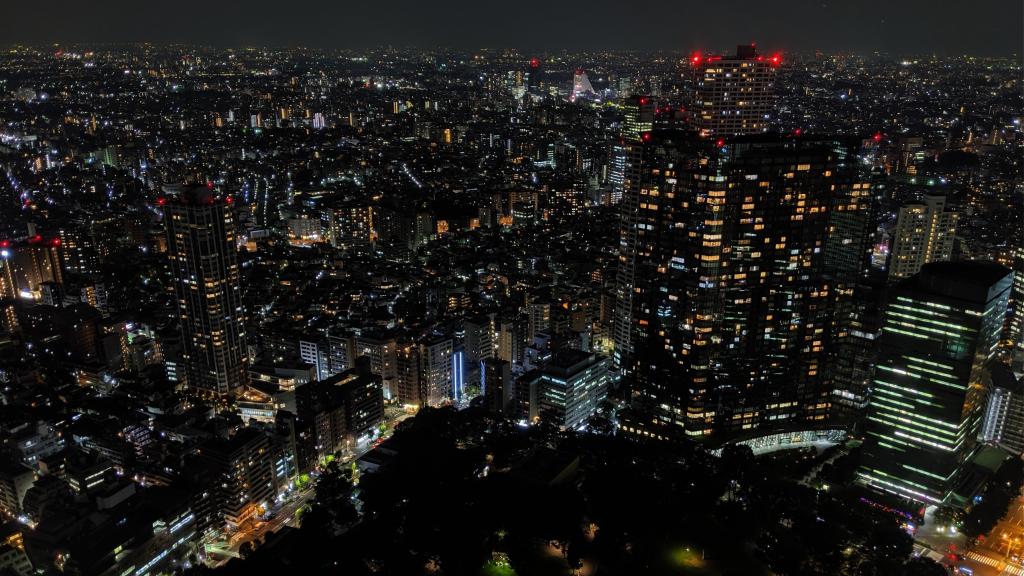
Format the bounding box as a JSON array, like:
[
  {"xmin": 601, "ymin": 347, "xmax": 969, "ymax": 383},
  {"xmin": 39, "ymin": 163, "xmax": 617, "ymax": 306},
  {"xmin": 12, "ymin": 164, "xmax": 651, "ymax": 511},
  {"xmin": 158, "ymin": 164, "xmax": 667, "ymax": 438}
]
[{"xmin": 858, "ymin": 262, "xmax": 1011, "ymax": 504}]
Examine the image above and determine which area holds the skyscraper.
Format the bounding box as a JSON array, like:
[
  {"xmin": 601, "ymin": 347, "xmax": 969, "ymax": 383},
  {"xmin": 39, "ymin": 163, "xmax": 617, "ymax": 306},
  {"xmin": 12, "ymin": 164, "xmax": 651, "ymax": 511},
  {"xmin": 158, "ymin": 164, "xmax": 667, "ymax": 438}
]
[
  {"xmin": 608, "ymin": 96, "xmax": 655, "ymax": 205},
  {"xmin": 858, "ymin": 261, "xmax": 1012, "ymax": 504},
  {"xmin": 619, "ymin": 134, "xmax": 872, "ymax": 438},
  {"xmin": 888, "ymin": 194, "xmax": 958, "ymax": 281},
  {"xmin": 611, "ymin": 96, "xmax": 656, "ymax": 375},
  {"xmin": 163, "ymin": 186, "xmax": 249, "ymax": 398},
  {"xmin": 692, "ymin": 44, "xmax": 779, "ymax": 137}
]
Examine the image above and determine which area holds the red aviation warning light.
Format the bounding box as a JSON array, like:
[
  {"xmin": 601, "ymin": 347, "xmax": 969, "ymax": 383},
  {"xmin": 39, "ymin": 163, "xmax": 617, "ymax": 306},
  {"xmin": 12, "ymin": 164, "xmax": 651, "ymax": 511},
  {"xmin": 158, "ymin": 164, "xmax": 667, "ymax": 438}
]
[
  {"xmin": 715, "ymin": 138, "xmax": 725, "ymax": 148},
  {"xmin": 639, "ymin": 97, "xmax": 649, "ymax": 105},
  {"xmin": 690, "ymin": 53, "xmax": 703, "ymax": 65},
  {"xmin": 641, "ymin": 132, "xmax": 652, "ymax": 142},
  {"xmin": 770, "ymin": 54, "xmax": 782, "ymax": 66},
  {"xmin": 156, "ymin": 197, "xmax": 166, "ymax": 206},
  {"xmin": 529, "ymin": 57, "xmax": 540, "ymax": 69},
  {"xmin": 873, "ymin": 132, "xmax": 884, "ymax": 143},
  {"xmin": 51, "ymin": 238, "xmax": 61, "ymax": 247},
  {"xmin": 225, "ymin": 196, "xmax": 234, "ymax": 204}
]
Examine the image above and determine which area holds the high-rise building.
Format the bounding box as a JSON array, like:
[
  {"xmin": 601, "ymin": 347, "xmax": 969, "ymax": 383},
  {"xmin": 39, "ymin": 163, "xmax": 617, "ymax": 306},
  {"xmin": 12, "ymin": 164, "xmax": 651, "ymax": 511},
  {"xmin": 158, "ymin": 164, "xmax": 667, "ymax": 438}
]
[
  {"xmin": 980, "ymin": 363, "xmax": 1024, "ymax": 456},
  {"xmin": 0, "ymin": 237, "xmax": 62, "ymax": 300},
  {"xmin": 888, "ymin": 195, "xmax": 958, "ymax": 281},
  {"xmin": 198, "ymin": 428, "xmax": 275, "ymax": 528},
  {"xmin": 163, "ymin": 186, "xmax": 249, "ymax": 398},
  {"xmin": 1005, "ymin": 244, "xmax": 1024, "ymax": 365},
  {"xmin": 608, "ymin": 96, "xmax": 655, "ymax": 205},
  {"xmin": 858, "ymin": 261, "xmax": 1012, "ymax": 505},
  {"xmin": 394, "ymin": 336, "xmax": 454, "ymax": 408},
  {"xmin": 419, "ymin": 336, "xmax": 453, "ymax": 406},
  {"xmin": 294, "ymin": 359, "xmax": 384, "ymax": 472},
  {"xmin": 617, "ymin": 134, "xmax": 872, "ymax": 438},
  {"xmin": 57, "ymin": 225, "xmax": 99, "ymax": 275},
  {"xmin": 484, "ymin": 357, "xmax": 514, "ymax": 416},
  {"xmin": 610, "ymin": 98, "xmax": 657, "ymax": 375},
  {"xmin": 691, "ymin": 44, "xmax": 779, "ymax": 137},
  {"xmin": 538, "ymin": 350, "xmax": 609, "ymax": 430},
  {"xmin": 462, "ymin": 315, "xmax": 494, "ymax": 388},
  {"xmin": 321, "ymin": 202, "xmax": 376, "ymax": 250}
]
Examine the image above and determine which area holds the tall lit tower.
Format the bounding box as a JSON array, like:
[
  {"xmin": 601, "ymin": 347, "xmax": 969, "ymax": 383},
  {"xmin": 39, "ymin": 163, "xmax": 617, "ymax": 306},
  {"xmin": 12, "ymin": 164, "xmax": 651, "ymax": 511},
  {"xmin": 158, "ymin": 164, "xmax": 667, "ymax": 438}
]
[
  {"xmin": 611, "ymin": 96, "xmax": 655, "ymax": 376},
  {"xmin": 888, "ymin": 194, "xmax": 958, "ymax": 282},
  {"xmin": 691, "ymin": 44, "xmax": 779, "ymax": 137},
  {"xmin": 858, "ymin": 261, "xmax": 1012, "ymax": 504},
  {"xmin": 609, "ymin": 96, "xmax": 655, "ymax": 204},
  {"xmin": 616, "ymin": 134, "xmax": 872, "ymax": 439},
  {"xmin": 163, "ymin": 186, "xmax": 249, "ymax": 398}
]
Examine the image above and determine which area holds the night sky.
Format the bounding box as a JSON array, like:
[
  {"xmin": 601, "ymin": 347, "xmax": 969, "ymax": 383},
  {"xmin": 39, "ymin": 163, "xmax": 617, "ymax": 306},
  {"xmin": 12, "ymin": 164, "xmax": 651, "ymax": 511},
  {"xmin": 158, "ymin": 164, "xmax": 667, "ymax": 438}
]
[{"xmin": 3, "ymin": 0, "xmax": 1020, "ymax": 56}]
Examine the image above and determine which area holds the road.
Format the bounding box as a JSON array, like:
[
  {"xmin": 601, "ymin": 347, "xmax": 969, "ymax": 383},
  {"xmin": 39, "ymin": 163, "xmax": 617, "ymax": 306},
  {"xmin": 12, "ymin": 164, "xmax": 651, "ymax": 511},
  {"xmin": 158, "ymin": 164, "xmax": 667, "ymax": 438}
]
[
  {"xmin": 204, "ymin": 410, "xmax": 412, "ymax": 567},
  {"xmin": 963, "ymin": 496, "xmax": 1024, "ymax": 576},
  {"xmin": 914, "ymin": 495, "xmax": 1024, "ymax": 576}
]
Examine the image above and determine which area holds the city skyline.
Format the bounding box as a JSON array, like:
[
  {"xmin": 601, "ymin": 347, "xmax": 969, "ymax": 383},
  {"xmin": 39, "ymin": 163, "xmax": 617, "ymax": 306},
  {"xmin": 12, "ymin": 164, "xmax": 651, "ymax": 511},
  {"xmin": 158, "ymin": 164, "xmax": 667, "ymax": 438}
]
[
  {"xmin": 0, "ymin": 11, "xmax": 1021, "ymax": 575},
  {"xmin": 0, "ymin": 1, "xmax": 1020, "ymax": 56}
]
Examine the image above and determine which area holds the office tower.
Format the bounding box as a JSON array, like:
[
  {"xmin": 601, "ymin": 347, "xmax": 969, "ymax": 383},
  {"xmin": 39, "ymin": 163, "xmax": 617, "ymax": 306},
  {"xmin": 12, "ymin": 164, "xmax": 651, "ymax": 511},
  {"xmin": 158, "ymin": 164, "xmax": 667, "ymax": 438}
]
[
  {"xmin": 198, "ymin": 429, "xmax": 275, "ymax": 528},
  {"xmin": 608, "ymin": 96, "xmax": 655, "ymax": 205},
  {"xmin": 163, "ymin": 186, "xmax": 249, "ymax": 398},
  {"xmin": 826, "ymin": 281, "xmax": 883, "ymax": 426},
  {"xmin": 622, "ymin": 96, "xmax": 655, "ymax": 141},
  {"xmin": 538, "ymin": 350, "xmax": 610, "ymax": 430},
  {"xmin": 888, "ymin": 195, "xmax": 958, "ymax": 281},
  {"xmin": 980, "ymin": 363, "xmax": 1024, "ymax": 456},
  {"xmin": 618, "ymin": 134, "xmax": 872, "ymax": 438},
  {"xmin": 321, "ymin": 202, "xmax": 376, "ymax": 250},
  {"xmin": 692, "ymin": 44, "xmax": 779, "ymax": 136},
  {"xmin": 858, "ymin": 261, "xmax": 1012, "ymax": 504},
  {"xmin": 484, "ymin": 357, "xmax": 513, "ymax": 415}
]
